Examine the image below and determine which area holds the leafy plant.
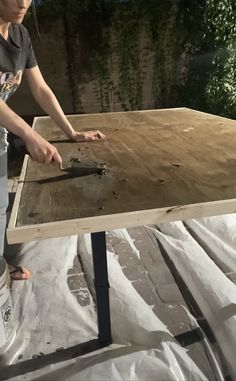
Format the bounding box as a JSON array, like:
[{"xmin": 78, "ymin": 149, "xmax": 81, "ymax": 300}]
[
  {"xmin": 31, "ymin": 0, "xmax": 236, "ymax": 116},
  {"xmin": 204, "ymin": 0, "xmax": 236, "ymax": 117}
]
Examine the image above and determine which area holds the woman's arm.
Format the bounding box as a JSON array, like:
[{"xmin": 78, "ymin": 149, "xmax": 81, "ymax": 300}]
[
  {"xmin": 0, "ymin": 99, "xmax": 61, "ymax": 164},
  {"xmin": 24, "ymin": 66, "xmax": 105, "ymax": 141}
]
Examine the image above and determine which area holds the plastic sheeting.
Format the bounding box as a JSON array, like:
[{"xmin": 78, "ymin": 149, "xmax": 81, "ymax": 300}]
[
  {"xmin": 7, "ymin": 237, "xmax": 97, "ymax": 362},
  {"xmin": 0, "ymin": 231, "xmax": 207, "ymax": 380},
  {"xmin": 185, "ymin": 215, "xmax": 236, "ymax": 276},
  {"xmin": 151, "ymin": 217, "xmax": 236, "ymax": 379}
]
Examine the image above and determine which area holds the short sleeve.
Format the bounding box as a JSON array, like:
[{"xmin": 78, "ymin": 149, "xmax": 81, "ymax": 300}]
[{"xmin": 25, "ymin": 29, "xmax": 37, "ymax": 69}]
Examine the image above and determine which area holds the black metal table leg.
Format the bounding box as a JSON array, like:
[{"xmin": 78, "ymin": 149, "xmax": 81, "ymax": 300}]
[{"xmin": 91, "ymin": 231, "xmax": 112, "ymax": 346}]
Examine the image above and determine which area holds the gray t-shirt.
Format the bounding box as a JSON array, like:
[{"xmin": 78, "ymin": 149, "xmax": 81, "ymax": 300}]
[{"xmin": 0, "ymin": 24, "xmax": 37, "ymax": 102}]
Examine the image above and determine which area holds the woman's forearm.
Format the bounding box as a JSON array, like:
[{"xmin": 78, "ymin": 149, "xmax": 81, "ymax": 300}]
[
  {"xmin": 32, "ymin": 85, "xmax": 75, "ymax": 138},
  {"xmin": 0, "ymin": 99, "xmax": 61, "ymax": 164},
  {"xmin": 0, "ymin": 99, "xmax": 34, "ymax": 140},
  {"xmin": 25, "ymin": 66, "xmax": 105, "ymax": 143}
]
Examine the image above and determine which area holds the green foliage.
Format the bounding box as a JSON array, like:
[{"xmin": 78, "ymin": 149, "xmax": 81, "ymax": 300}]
[
  {"xmin": 37, "ymin": 0, "xmax": 91, "ymax": 15},
  {"xmin": 92, "ymin": 31, "xmax": 113, "ymax": 112},
  {"xmin": 33, "ymin": 0, "xmax": 236, "ymax": 116},
  {"xmin": 204, "ymin": 0, "xmax": 236, "ymax": 117},
  {"xmin": 114, "ymin": 5, "xmax": 143, "ymax": 110},
  {"xmin": 37, "ymin": 0, "xmax": 115, "ymax": 16},
  {"xmin": 204, "ymin": 0, "xmax": 236, "ymax": 44}
]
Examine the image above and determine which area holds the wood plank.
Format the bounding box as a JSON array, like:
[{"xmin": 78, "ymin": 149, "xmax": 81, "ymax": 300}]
[
  {"xmin": 8, "ymin": 156, "xmax": 28, "ymax": 231},
  {"xmin": 7, "ymin": 108, "xmax": 236, "ymax": 243},
  {"xmin": 7, "ymin": 117, "xmax": 38, "ymax": 232},
  {"xmin": 7, "ymin": 189, "xmax": 236, "ymax": 244}
]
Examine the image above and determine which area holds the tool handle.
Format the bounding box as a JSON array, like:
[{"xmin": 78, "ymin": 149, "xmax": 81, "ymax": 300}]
[
  {"xmin": 20, "ymin": 145, "xmax": 63, "ymax": 170},
  {"xmin": 59, "ymin": 162, "xmax": 64, "ymax": 171}
]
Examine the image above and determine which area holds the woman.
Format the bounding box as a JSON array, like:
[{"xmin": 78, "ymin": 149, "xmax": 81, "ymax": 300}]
[{"xmin": 0, "ymin": 0, "xmax": 105, "ymax": 280}]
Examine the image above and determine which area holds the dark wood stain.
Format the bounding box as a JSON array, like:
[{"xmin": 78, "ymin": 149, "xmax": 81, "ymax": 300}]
[{"xmin": 17, "ymin": 109, "xmax": 236, "ymax": 226}]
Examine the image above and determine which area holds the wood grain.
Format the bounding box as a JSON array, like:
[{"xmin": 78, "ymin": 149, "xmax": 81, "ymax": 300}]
[{"xmin": 7, "ymin": 108, "xmax": 236, "ymax": 243}]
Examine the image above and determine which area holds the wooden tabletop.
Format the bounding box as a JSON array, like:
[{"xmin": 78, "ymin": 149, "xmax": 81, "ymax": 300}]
[{"xmin": 7, "ymin": 108, "xmax": 236, "ymax": 243}]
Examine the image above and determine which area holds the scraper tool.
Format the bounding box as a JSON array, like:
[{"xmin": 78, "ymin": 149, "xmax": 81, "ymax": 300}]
[
  {"xmin": 59, "ymin": 159, "xmax": 106, "ymax": 176},
  {"xmin": 21, "ymin": 146, "xmax": 106, "ymax": 176}
]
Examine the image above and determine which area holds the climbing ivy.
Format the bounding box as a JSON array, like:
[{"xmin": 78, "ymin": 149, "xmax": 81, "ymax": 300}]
[
  {"xmin": 35, "ymin": 1, "xmax": 115, "ymax": 112},
  {"xmin": 204, "ymin": 0, "xmax": 236, "ymax": 117},
  {"xmin": 113, "ymin": 4, "xmax": 143, "ymax": 110},
  {"xmin": 31, "ymin": 0, "xmax": 236, "ymax": 116}
]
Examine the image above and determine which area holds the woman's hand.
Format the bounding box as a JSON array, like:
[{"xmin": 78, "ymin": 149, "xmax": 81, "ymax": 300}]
[
  {"xmin": 70, "ymin": 130, "xmax": 105, "ymax": 142},
  {"xmin": 24, "ymin": 130, "xmax": 62, "ymax": 165}
]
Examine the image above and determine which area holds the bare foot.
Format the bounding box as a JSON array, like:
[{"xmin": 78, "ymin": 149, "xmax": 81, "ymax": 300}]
[{"xmin": 8, "ymin": 265, "xmax": 32, "ymax": 281}]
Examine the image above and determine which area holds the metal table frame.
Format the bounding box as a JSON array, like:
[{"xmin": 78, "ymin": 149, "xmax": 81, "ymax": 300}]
[{"xmin": 91, "ymin": 231, "xmax": 112, "ymax": 346}]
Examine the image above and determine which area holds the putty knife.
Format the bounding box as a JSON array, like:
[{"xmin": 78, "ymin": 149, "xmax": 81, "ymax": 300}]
[
  {"xmin": 59, "ymin": 159, "xmax": 106, "ymax": 176},
  {"xmin": 21, "ymin": 146, "xmax": 105, "ymax": 176}
]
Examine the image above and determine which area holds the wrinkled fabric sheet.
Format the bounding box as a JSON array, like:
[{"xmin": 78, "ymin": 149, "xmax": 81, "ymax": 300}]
[
  {"xmin": 1, "ymin": 231, "xmax": 206, "ymax": 380},
  {"xmin": 151, "ymin": 214, "xmax": 236, "ymax": 379}
]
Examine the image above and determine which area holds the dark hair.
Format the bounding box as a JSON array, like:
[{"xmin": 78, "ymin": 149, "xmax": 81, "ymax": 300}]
[{"xmin": 32, "ymin": 0, "xmax": 41, "ymax": 40}]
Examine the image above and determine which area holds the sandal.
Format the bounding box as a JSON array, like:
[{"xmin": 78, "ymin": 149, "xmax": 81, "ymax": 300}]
[{"xmin": 8, "ymin": 265, "xmax": 32, "ymax": 281}]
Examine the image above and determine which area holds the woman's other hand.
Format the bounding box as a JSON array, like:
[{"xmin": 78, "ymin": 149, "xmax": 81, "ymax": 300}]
[
  {"xmin": 70, "ymin": 130, "xmax": 105, "ymax": 142},
  {"xmin": 24, "ymin": 131, "xmax": 62, "ymax": 165}
]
